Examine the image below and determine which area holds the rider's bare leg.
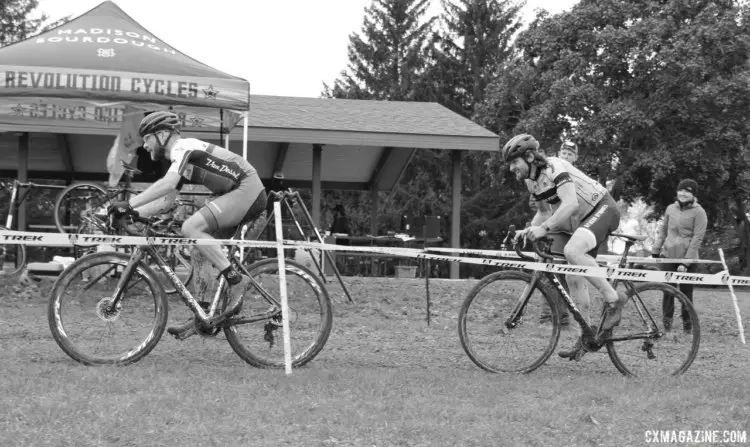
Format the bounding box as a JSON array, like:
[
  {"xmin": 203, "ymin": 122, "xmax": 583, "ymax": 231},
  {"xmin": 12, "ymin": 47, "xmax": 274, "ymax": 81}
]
[
  {"xmin": 563, "ymin": 232, "xmax": 619, "ymax": 304},
  {"xmin": 180, "ymin": 212, "xmax": 230, "ymax": 271}
]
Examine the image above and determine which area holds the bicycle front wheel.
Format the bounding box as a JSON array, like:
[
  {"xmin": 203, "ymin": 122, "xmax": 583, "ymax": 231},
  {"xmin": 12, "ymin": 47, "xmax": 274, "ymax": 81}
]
[
  {"xmin": 54, "ymin": 183, "xmax": 110, "ymax": 234},
  {"xmin": 458, "ymin": 270, "xmax": 562, "ymax": 373},
  {"xmin": 48, "ymin": 252, "xmax": 168, "ymax": 365},
  {"xmin": 0, "ymin": 226, "xmax": 26, "ymax": 275},
  {"xmin": 224, "ymin": 259, "xmax": 332, "ymax": 369},
  {"xmin": 606, "ymin": 282, "xmax": 700, "ymax": 377}
]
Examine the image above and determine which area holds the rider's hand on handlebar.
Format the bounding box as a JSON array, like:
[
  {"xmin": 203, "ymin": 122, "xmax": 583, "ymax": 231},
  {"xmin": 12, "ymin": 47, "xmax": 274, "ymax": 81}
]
[
  {"xmin": 525, "ymin": 225, "xmax": 549, "ymax": 241},
  {"xmin": 512, "ymin": 227, "xmax": 529, "ymax": 243}
]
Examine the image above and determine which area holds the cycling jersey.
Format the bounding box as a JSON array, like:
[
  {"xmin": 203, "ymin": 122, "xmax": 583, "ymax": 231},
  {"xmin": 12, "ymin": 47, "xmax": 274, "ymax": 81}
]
[
  {"xmin": 525, "ymin": 157, "xmax": 608, "ymax": 231},
  {"xmin": 167, "ymin": 138, "xmax": 258, "ymax": 195}
]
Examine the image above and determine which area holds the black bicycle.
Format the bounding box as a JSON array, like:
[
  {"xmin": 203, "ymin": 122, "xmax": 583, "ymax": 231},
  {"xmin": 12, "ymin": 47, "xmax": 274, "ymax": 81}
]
[
  {"xmin": 458, "ymin": 230, "xmax": 700, "ymax": 377},
  {"xmin": 48, "ymin": 194, "xmax": 333, "ymax": 368}
]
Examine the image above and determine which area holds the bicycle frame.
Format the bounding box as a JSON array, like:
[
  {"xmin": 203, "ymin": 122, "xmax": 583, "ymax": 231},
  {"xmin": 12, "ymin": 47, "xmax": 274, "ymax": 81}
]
[
  {"xmin": 508, "ymin": 237, "xmax": 664, "ymax": 346},
  {"xmin": 107, "ymin": 242, "xmax": 282, "ymax": 327}
]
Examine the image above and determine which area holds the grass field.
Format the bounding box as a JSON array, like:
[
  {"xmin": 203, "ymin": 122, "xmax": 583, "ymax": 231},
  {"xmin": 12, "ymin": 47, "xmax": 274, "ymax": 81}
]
[{"xmin": 1, "ymin": 274, "xmax": 748, "ymax": 447}]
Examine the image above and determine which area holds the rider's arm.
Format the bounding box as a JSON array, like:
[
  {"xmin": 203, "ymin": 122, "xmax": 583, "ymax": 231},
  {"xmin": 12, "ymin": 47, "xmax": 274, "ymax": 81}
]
[
  {"xmin": 128, "ymin": 171, "xmax": 181, "ymax": 209},
  {"xmin": 540, "ymin": 181, "xmax": 578, "ymax": 232},
  {"xmin": 530, "ymin": 200, "xmax": 552, "ymax": 226}
]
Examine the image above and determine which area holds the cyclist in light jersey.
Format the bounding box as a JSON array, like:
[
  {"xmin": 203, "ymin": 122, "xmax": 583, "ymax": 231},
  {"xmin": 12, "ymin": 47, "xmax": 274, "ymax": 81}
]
[
  {"xmin": 504, "ymin": 133, "xmax": 626, "ymax": 361},
  {"xmin": 525, "ymin": 156, "xmax": 608, "ymax": 232},
  {"xmin": 108, "ymin": 111, "xmax": 267, "ymax": 338}
]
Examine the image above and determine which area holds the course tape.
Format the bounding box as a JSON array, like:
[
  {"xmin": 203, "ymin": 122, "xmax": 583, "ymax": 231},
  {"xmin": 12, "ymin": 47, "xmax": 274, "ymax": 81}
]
[
  {"xmin": 1, "ymin": 230, "xmax": 746, "ymax": 286},
  {"xmin": 425, "ymin": 247, "xmax": 722, "ymax": 265}
]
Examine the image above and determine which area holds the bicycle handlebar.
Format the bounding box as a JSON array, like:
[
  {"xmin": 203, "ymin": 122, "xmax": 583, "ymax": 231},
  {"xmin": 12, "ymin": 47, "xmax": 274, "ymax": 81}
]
[{"xmin": 509, "ymin": 226, "xmax": 555, "ymax": 261}]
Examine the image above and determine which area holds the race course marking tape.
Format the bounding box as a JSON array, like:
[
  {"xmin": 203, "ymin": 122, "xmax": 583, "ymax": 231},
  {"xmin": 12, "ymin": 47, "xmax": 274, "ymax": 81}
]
[
  {"xmin": 1, "ymin": 230, "xmax": 746, "ymax": 287},
  {"xmin": 425, "ymin": 247, "xmax": 722, "ymax": 265}
]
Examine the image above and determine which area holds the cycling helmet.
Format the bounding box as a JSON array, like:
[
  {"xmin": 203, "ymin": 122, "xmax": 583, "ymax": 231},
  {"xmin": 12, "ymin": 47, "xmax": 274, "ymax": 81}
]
[
  {"xmin": 138, "ymin": 111, "xmax": 181, "ymax": 138},
  {"xmin": 502, "ymin": 134, "xmax": 539, "ymax": 162}
]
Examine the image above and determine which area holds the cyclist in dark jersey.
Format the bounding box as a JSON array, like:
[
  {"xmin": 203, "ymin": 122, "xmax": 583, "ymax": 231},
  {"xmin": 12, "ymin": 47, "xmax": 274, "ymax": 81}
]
[
  {"xmin": 108, "ymin": 111, "xmax": 267, "ymax": 338},
  {"xmin": 503, "ymin": 133, "xmax": 627, "ymax": 361}
]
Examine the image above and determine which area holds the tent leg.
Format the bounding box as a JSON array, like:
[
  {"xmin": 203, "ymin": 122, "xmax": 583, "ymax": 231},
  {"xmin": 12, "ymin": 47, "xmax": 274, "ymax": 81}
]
[{"xmin": 242, "ymin": 111, "xmax": 249, "ymax": 160}]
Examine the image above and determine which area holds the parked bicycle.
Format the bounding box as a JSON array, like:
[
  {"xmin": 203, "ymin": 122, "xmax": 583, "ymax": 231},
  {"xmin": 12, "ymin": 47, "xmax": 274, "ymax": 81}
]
[
  {"xmin": 1, "ymin": 179, "xmax": 64, "ymax": 275},
  {"xmin": 48, "ymin": 192, "xmax": 333, "ymax": 368},
  {"xmin": 458, "ymin": 230, "xmax": 700, "ymax": 377}
]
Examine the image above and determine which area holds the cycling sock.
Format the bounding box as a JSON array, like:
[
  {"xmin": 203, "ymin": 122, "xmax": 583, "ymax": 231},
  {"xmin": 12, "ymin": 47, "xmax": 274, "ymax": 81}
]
[{"xmin": 222, "ymin": 266, "xmax": 242, "ymax": 286}]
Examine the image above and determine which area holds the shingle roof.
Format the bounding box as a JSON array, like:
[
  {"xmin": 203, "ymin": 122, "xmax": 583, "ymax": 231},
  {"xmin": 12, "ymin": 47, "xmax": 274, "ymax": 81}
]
[{"xmin": 249, "ymin": 95, "xmax": 498, "ymax": 138}]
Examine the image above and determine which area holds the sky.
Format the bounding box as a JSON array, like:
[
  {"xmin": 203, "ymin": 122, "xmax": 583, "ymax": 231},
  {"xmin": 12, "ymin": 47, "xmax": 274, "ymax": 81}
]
[{"xmin": 35, "ymin": 0, "xmax": 580, "ymax": 98}]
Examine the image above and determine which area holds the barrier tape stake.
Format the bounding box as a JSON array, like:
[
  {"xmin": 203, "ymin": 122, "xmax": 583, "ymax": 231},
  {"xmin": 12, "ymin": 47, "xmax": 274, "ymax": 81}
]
[
  {"xmin": 274, "ymin": 201, "xmax": 293, "ymax": 373},
  {"xmin": 719, "ymin": 249, "xmax": 746, "ymax": 344}
]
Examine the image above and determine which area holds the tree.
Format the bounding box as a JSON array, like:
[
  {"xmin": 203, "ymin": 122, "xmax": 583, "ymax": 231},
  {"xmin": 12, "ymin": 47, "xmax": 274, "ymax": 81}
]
[
  {"xmin": 323, "ymin": 0, "xmax": 437, "ymax": 101},
  {"xmin": 479, "ymin": 0, "xmax": 750, "ymax": 225},
  {"xmin": 1, "ymin": 0, "xmax": 69, "ymax": 47},
  {"xmin": 431, "ymin": 0, "xmax": 524, "ymax": 116}
]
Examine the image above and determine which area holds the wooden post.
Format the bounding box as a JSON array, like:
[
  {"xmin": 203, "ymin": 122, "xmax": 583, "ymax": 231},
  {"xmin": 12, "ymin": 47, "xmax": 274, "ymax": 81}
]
[
  {"xmin": 450, "ymin": 150, "xmax": 461, "ymax": 279},
  {"xmin": 370, "ymin": 185, "xmax": 379, "ymax": 236},
  {"xmin": 311, "ymin": 144, "xmax": 322, "ymax": 229}
]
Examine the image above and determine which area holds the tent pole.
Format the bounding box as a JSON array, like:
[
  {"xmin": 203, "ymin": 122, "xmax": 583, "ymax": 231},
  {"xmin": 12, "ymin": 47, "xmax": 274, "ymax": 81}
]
[
  {"xmin": 219, "ymin": 109, "xmax": 224, "ymax": 147},
  {"xmin": 242, "ymin": 111, "xmax": 248, "ymax": 160}
]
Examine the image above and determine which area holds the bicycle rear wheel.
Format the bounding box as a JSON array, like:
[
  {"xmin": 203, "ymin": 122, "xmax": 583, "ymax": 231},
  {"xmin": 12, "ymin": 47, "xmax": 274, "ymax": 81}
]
[
  {"xmin": 0, "ymin": 226, "xmax": 26, "ymax": 275},
  {"xmin": 458, "ymin": 270, "xmax": 562, "ymax": 373},
  {"xmin": 606, "ymin": 282, "xmax": 700, "ymax": 377},
  {"xmin": 48, "ymin": 252, "xmax": 168, "ymax": 365},
  {"xmin": 54, "ymin": 183, "xmax": 110, "ymax": 234},
  {"xmin": 224, "ymin": 259, "xmax": 332, "ymax": 369}
]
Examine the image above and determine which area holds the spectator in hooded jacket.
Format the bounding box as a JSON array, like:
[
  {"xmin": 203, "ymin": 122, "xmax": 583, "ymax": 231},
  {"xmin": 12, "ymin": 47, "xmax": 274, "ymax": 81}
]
[{"xmin": 652, "ymin": 178, "xmax": 707, "ymax": 333}]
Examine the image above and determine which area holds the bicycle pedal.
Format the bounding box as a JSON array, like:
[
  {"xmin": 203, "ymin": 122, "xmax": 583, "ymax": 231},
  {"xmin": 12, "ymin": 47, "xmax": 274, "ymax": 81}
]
[{"xmin": 169, "ymin": 326, "xmax": 198, "ymax": 341}]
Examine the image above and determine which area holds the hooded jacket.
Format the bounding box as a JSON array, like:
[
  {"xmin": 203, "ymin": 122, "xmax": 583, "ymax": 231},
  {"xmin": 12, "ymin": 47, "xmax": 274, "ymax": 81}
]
[{"xmin": 653, "ymin": 199, "xmax": 708, "ymax": 264}]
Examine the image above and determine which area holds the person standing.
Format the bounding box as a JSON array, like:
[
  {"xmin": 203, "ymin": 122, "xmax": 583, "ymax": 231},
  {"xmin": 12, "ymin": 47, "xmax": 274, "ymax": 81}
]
[
  {"xmin": 651, "ymin": 179, "xmax": 707, "ymax": 332},
  {"xmin": 558, "ymin": 140, "xmax": 578, "ymax": 164}
]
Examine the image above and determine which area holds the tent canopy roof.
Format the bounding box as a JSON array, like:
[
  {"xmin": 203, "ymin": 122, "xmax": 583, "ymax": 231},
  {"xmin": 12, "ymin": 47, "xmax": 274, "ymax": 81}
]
[{"xmin": 0, "ymin": 1, "xmax": 249, "ymax": 109}]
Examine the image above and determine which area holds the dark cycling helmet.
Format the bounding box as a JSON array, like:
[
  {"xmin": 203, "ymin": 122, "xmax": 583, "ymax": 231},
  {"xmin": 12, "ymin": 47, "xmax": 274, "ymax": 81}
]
[
  {"xmin": 138, "ymin": 111, "xmax": 181, "ymax": 137},
  {"xmin": 502, "ymin": 134, "xmax": 539, "ymax": 162}
]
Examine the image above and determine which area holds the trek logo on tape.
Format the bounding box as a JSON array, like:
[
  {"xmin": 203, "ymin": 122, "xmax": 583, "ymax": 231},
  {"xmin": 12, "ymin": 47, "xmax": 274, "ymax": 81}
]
[
  {"xmin": 551, "ymin": 266, "xmax": 588, "ymax": 274},
  {"xmin": 154, "ymin": 237, "xmax": 198, "ymax": 245},
  {"xmin": 615, "ymin": 270, "xmax": 647, "ymax": 279},
  {"xmin": 674, "ymin": 274, "xmax": 704, "ymax": 282},
  {"xmin": 492, "ymin": 261, "xmax": 526, "ymax": 269},
  {"xmin": 2, "ymin": 234, "xmax": 43, "ymax": 242},
  {"xmin": 75, "ymin": 236, "xmax": 123, "ymax": 244}
]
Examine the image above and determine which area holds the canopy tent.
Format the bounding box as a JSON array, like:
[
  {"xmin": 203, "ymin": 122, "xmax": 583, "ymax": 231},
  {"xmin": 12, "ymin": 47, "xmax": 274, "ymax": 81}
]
[{"xmin": 0, "ymin": 0, "xmax": 249, "ymax": 139}]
